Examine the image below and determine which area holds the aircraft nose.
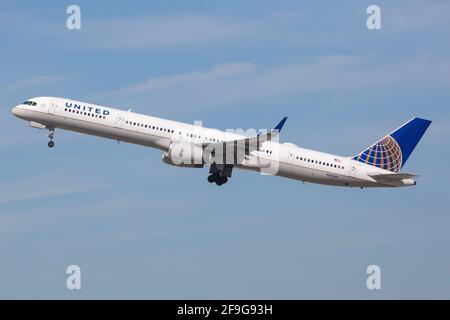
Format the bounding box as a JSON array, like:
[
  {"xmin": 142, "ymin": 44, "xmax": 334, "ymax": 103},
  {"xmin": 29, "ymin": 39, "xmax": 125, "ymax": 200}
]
[{"xmin": 11, "ymin": 106, "xmax": 22, "ymax": 117}]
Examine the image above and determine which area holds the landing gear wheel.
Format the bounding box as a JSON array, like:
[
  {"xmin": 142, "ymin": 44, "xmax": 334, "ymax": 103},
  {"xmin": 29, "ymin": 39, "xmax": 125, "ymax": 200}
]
[
  {"xmin": 215, "ymin": 177, "xmax": 228, "ymax": 186},
  {"xmin": 208, "ymin": 164, "xmax": 232, "ymax": 187},
  {"xmin": 47, "ymin": 129, "xmax": 55, "ymax": 148}
]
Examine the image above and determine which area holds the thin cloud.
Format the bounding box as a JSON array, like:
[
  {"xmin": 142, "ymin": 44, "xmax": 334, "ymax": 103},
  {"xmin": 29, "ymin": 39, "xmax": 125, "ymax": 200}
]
[
  {"xmin": 83, "ymin": 15, "xmax": 263, "ymax": 49},
  {"xmin": 5, "ymin": 74, "xmax": 63, "ymax": 92},
  {"xmin": 0, "ymin": 182, "xmax": 95, "ymax": 205},
  {"xmin": 0, "ymin": 134, "xmax": 41, "ymax": 147},
  {"xmin": 2, "ymin": 3, "xmax": 449, "ymax": 52},
  {"xmin": 96, "ymin": 62, "xmax": 257, "ymax": 99},
  {"xmin": 93, "ymin": 54, "xmax": 450, "ymax": 114},
  {"xmin": 0, "ymin": 172, "xmax": 113, "ymax": 205},
  {"xmin": 386, "ymin": 1, "xmax": 450, "ymax": 33},
  {"xmin": 0, "ymin": 11, "xmax": 304, "ymax": 50}
]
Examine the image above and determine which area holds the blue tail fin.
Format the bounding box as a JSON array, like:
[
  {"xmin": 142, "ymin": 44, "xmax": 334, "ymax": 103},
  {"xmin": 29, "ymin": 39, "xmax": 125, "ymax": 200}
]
[{"xmin": 352, "ymin": 118, "xmax": 432, "ymax": 172}]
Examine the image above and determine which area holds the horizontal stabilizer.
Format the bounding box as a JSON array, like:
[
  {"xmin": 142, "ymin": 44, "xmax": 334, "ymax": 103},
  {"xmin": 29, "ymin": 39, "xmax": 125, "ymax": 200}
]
[{"xmin": 368, "ymin": 172, "xmax": 417, "ymax": 186}]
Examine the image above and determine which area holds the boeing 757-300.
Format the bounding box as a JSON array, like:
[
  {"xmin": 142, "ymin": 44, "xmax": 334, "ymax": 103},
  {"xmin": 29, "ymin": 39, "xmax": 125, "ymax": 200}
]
[{"xmin": 12, "ymin": 97, "xmax": 431, "ymax": 187}]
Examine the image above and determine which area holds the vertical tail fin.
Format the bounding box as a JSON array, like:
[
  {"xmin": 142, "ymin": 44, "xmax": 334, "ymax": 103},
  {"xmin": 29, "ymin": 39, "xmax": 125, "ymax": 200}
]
[{"xmin": 352, "ymin": 118, "xmax": 432, "ymax": 172}]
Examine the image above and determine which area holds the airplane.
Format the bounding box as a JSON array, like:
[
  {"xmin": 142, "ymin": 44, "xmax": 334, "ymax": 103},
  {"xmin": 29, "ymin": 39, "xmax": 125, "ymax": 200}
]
[{"xmin": 11, "ymin": 97, "xmax": 431, "ymax": 188}]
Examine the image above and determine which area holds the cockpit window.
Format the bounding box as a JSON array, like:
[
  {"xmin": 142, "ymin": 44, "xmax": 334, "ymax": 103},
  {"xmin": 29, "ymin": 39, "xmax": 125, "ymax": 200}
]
[{"xmin": 23, "ymin": 101, "xmax": 37, "ymax": 106}]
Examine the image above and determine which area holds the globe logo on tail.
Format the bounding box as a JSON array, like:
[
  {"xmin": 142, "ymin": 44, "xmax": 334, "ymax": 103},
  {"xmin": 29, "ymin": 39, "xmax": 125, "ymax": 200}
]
[{"xmin": 353, "ymin": 136, "xmax": 403, "ymax": 172}]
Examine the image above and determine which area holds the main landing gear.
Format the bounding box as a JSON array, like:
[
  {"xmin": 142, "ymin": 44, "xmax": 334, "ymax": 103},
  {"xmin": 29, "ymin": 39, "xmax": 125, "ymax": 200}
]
[
  {"xmin": 207, "ymin": 163, "xmax": 233, "ymax": 186},
  {"xmin": 48, "ymin": 129, "xmax": 55, "ymax": 148},
  {"xmin": 208, "ymin": 173, "xmax": 228, "ymax": 186}
]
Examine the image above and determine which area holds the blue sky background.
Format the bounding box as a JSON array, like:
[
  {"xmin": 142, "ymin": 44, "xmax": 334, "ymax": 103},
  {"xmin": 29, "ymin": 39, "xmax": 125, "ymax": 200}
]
[{"xmin": 1, "ymin": 0, "xmax": 449, "ymax": 299}]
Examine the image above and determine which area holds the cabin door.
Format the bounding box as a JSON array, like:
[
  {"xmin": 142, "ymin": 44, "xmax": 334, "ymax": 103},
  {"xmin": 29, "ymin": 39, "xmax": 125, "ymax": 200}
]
[
  {"xmin": 287, "ymin": 152, "xmax": 295, "ymax": 164},
  {"xmin": 115, "ymin": 112, "xmax": 126, "ymax": 129},
  {"xmin": 349, "ymin": 161, "xmax": 361, "ymax": 178},
  {"xmin": 49, "ymin": 99, "xmax": 58, "ymax": 114}
]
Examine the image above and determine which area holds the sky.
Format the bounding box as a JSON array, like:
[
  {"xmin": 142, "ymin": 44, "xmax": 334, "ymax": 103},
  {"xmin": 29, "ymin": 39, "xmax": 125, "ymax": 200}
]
[{"xmin": 0, "ymin": 0, "xmax": 449, "ymax": 299}]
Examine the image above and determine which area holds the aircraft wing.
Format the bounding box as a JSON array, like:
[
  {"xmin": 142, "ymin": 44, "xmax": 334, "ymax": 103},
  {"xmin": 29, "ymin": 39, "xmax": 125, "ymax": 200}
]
[{"xmin": 202, "ymin": 117, "xmax": 287, "ymax": 154}]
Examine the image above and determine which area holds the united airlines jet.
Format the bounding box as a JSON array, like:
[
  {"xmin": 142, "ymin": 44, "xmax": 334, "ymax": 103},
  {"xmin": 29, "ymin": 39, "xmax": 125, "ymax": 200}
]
[{"xmin": 12, "ymin": 97, "xmax": 431, "ymax": 187}]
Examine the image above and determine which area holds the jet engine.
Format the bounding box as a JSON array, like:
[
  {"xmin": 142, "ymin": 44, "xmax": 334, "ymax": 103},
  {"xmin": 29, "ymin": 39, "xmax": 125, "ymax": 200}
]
[{"xmin": 162, "ymin": 141, "xmax": 204, "ymax": 168}]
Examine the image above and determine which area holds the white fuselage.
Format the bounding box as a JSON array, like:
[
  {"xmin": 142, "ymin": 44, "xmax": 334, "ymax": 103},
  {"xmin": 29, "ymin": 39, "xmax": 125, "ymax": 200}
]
[{"xmin": 11, "ymin": 97, "xmax": 408, "ymax": 188}]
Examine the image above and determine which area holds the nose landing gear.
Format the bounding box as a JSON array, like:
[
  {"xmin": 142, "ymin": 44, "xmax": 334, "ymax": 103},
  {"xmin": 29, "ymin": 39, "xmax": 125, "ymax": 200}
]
[{"xmin": 48, "ymin": 129, "xmax": 55, "ymax": 148}]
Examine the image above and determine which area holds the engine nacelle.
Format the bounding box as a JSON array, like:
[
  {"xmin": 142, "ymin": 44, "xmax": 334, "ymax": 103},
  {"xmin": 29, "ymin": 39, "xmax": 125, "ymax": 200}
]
[{"xmin": 162, "ymin": 141, "xmax": 204, "ymax": 168}]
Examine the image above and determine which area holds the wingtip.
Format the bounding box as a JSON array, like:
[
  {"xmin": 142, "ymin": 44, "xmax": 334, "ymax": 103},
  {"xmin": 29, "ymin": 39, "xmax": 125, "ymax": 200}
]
[{"xmin": 274, "ymin": 116, "xmax": 288, "ymax": 132}]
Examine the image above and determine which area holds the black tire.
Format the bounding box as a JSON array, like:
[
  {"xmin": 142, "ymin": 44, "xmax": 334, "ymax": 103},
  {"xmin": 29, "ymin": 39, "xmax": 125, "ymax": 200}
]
[
  {"xmin": 215, "ymin": 176, "xmax": 228, "ymax": 186},
  {"xmin": 207, "ymin": 175, "xmax": 215, "ymax": 183},
  {"xmin": 48, "ymin": 141, "xmax": 55, "ymax": 148}
]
